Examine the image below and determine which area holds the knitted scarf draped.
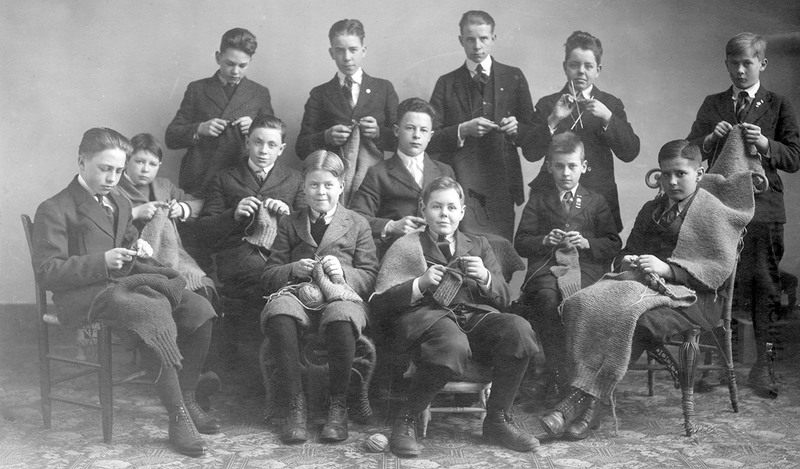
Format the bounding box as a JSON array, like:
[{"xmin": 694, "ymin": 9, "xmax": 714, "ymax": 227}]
[
  {"xmin": 340, "ymin": 125, "xmax": 383, "ymax": 207},
  {"xmin": 242, "ymin": 205, "xmax": 279, "ymax": 250},
  {"xmin": 88, "ymin": 261, "xmax": 185, "ymax": 369},
  {"xmin": 140, "ymin": 208, "xmax": 214, "ymax": 292},
  {"xmin": 561, "ymin": 126, "xmax": 759, "ymax": 403}
]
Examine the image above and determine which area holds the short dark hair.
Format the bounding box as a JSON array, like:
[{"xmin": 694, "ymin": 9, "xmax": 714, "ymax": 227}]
[
  {"xmin": 548, "ymin": 131, "xmax": 585, "ymax": 160},
  {"xmin": 328, "ymin": 19, "xmax": 365, "ymax": 43},
  {"xmin": 250, "ymin": 115, "xmax": 287, "ymax": 141},
  {"xmin": 459, "ymin": 10, "xmax": 495, "ymax": 33},
  {"xmin": 130, "ymin": 133, "xmax": 163, "ymax": 161},
  {"xmin": 658, "ymin": 140, "xmax": 702, "ymax": 166},
  {"xmin": 421, "ymin": 176, "xmax": 464, "ymax": 205},
  {"xmin": 564, "ymin": 31, "xmax": 603, "ymax": 64},
  {"xmin": 726, "ymin": 32, "xmax": 767, "ymax": 60},
  {"xmin": 220, "ymin": 28, "xmax": 257, "ymax": 56},
  {"xmin": 396, "ymin": 97, "xmax": 437, "ymax": 125},
  {"xmin": 79, "ymin": 128, "xmax": 132, "ymax": 159},
  {"xmin": 304, "ymin": 150, "xmax": 346, "ymax": 181}
]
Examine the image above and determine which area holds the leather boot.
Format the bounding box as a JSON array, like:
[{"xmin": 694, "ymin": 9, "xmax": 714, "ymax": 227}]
[
  {"xmin": 168, "ymin": 404, "xmax": 207, "ymax": 457},
  {"xmin": 482, "ymin": 409, "xmax": 539, "ymax": 452},
  {"xmin": 564, "ymin": 396, "xmax": 599, "ymax": 440},
  {"xmin": 195, "ymin": 370, "xmax": 221, "ymax": 411},
  {"xmin": 182, "ymin": 390, "xmax": 221, "ymax": 434},
  {"xmin": 389, "ymin": 413, "xmax": 421, "ymax": 458},
  {"xmin": 748, "ymin": 361, "xmax": 778, "ymax": 399},
  {"xmin": 539, "ymin": 387, "xmax": 594, "ymax": 438},
  {"xmin": 320, "ymin": 393, "xmax": 348, "ymax": 442},
  {"xmin": 280, "ymin": 392, "xmax": 308, "ymax": 444}
]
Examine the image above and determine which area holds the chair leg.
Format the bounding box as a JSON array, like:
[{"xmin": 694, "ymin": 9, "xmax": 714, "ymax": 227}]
[
  {"xmin": 646, "ymin": 354, "xmax": 655, "ymax": 397},
  {"xmin": 678, "ymin": 328, "xmax": 701, "ymax": 436},
  {"xmin": 420, "ymin": 405, "xmax": 431, "ymax": 438},
  {"xmin": 715, "ymin": 321, "xmax": 739, "ymax": 413},
  {"xmin": 97, "ymin": 325, "xmax": 113, "ymax": 443},
  {"xmin": 37, "ymin": 318, "xmax": 52, "ymax": 429}
]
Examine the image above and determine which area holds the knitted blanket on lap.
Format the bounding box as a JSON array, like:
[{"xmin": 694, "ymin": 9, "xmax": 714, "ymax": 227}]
[
  {"xmin": 141, "ymin": 208, "xmax": 214, "ymax": 292},
  {"xmin": 562, "ymin": 126, "xmax": 759, "ymax": 402},
  {"xmin": 88, "ymin": 261, "xmax": 185, "ymax": 369}
]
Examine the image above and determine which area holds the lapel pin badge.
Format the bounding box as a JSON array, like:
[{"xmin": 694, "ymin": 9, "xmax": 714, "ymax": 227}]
[
  {"xmin": 575, "ymin": 195, "xmax": 582, "ymax": 209},
  {"xmin": 366, "ymin": 88, "xmax": 371, "ymax": 94},
  {"xmin": 755, "ymin": 100, "xmax": 763, "ymax": 108}
]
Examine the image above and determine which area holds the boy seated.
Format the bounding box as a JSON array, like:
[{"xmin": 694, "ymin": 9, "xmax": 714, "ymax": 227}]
[
  {"xmin": 538, "ymin": 139, "xmax": 752, "ymax": 441},
  {"xmin": 513, "ymin": 131, "xmax": 621, "ymax": 400},
  {"xmin": 165, "ymin": 27, "xmax": 274, "ymax": 196},
  {"xmin": 295, "ymin": 18, "xmax": 398, "ymax": 205},
  {"xmin": 197, "ymin": 115, "xmax": 304, "ymax": 300},
  {"xmin": 370, "ymin": 177, "xmax": 539, "ymax": 457},
  {"xmin": 117, "ymin": 133, "xmax": 215, "ymax": 296},
  {"xmin": 32, "ymin": 128, "xmax": 218, "ymax": 457},
  {"xmin": 351, "ymin": 97, "xmax": 455, "ymax": 256}
]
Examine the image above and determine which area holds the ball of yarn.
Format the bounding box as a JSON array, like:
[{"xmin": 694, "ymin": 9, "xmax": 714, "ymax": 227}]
[
  {"xmin": 364, "ymin": 433, "xmax": 389, "ymax": 452},
  {"xmin": 296, "ymin": 283, "xmax": 325, "ymax": 309}
]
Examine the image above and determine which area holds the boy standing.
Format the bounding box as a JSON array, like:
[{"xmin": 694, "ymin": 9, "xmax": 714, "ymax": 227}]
[
  {"xmin": 428, "ymin": 10, "xmax": 536, "ymax": 240},
  {"xmin": 197, "ymin": 116, "xmax": 304, "ymax": 300},
  {"xmin": 371, "ymin": 177, "xmax": 539, "ymax": 457},
  {"xmin": 687, "ymin": 32, "xmax": 800, "ymax": 398},
  {"xmin": 166, "ymin": 27, "xmax": 274, "ymax": 197},
  {"xmin": 295, "ymin": 19, "xmax": 398, "ymax": 205},
  {"xmin": 514, "ymin": 132, "xmax": 621, "ymax": 400},
  {"xmin": 351, "ymin": 98, "xmax": 455, "ymax": 255}
]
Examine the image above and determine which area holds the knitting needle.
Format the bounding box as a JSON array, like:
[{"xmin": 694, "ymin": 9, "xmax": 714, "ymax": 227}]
[{"xmin": 568, "ymin": 80, "xmax": 585, "ymax": 130}]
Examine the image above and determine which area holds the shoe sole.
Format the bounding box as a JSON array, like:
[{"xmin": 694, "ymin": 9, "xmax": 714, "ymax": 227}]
[
  {"xmin": 484, "ymin": 433, "xmax": 540, "ymax": 452},
  {"xmin": 390, "ymin": 446, "xmax": 421, "ymax": 458}
]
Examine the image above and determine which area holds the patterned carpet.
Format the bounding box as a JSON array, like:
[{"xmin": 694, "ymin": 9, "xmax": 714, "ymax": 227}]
[{"xmin": 1, "ymin": 316, "xmax": 798, "ymax": 469}]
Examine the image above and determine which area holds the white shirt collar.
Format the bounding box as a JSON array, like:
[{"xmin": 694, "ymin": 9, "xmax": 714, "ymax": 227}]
[
  {"xmin": 337, "ymin": 68, "xmax": 363, "ymax": 86},
  {"xmin": 427, "ymin": 228, "xmax": 455, "ymax": 245},
  {"xmin": 77, "ymin": 174, "xmax": 99, "ymax": 196},
  {"xmin": 558, "ymin": 185, "xmax": 579, "ymax": 200},
  {"xmin": 397, "ymin": 150, "xmax": 424, "ymax": 169},
  {"xmin": 310, "ymin": 205, "xmax": 336, "ymax": 224},
  {"xmin": 466, "ymin": 56, "xmax": 493, "ymax": 76},
  {"xmin": 248, "ymin": 159, "xmax": 274, "ymax": 178},
  {"xmin": 733, "ymin": 81, "xmax": 760, "ymax": 100}
]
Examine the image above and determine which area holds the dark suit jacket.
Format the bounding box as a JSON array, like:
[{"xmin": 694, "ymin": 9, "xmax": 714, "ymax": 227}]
[
  {"xmin": 523, "ymin": 86, "xmax": 640, "ymax": 232},
  {"xmin": 427, "ymin": 60, "xmax": 535, "ymax": 239},
  {"xmin": 350, "ymin": 153, "xmax": 455, "ymax": 240},
  {"xmin": 32, "ymin": 177, "xmax": 139, "ymax": 326},
  {"xmin": 165, "ymin": 73, "xmax": 274, "ymax": 196},
  {"xmin": 197, "ymin": 160, "xmax": 305, "ymax": 252},
  {"xmin": 295, "ymin": 72, "xmax": 398, "ymax": 159},
  {"xmin": 514, "ymin": 185, "xmax": 621, "ymax": 293},
  {"xmin": 261, "ymin": 206, "xmax": 378, "ymax": 298},
  {"xmin": 687, "ymin": 86, "xmax": 800, "ymax": 223},
  {"xmin": 370, "ymin": 231, "xmax": 509, "ymax": 351}
]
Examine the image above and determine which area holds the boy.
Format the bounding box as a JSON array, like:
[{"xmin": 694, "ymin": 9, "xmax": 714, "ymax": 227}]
[
  {"xmin": 514, "ymin": 132, "xmax": 621, "ymax": 401},
  {"xmin": 260, "ymin": 151, "xmax": 378, "ymax": 444},
  {"xmin": 351, "ymin": 97, "xmax": 455, "ymax": 255},
  {"xmin": 687, "ymin": 32, "xmax": 800, "ymax": 398},
  {"xmin": 371, "ymin": 177, "xmax": 539, "ymax": 457},
  {"xmin": 428, "ymin": 10, "xmax": 535, "ymax": 240},
  {"xmin": 166, "ymin": 27, "xmax": 274, "ymax": 197},
  {"xmin": 197, "ymin": 115, "xmax": 304, "ymax": 300},
  {"xmin": 524, "ymin": 31, "xmax": 640, "ymax": 232},
  {"xmin": 32, "ymin": 128, "xmax": 218, "ymax": 456},
  {"xmin": 295, "ymin": 19, "xmax": 398, "ymax": 204},
  {"xmin": 539, "ymin": 140, "xmax": 746, "ymax": 441}
]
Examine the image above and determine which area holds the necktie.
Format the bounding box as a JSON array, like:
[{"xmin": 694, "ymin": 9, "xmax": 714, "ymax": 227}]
[
  {"xmin": 736, "ymin": 91, "xmax": 751, "ymax": 124},
  {"xmin": 562, "ymin": 191, "xmax": 574, "ymax": 214},
  {"xmin": 437, "ymin": 234, "xmax": 452, "ymax": 261},
  {"xmin": 473, "ymin": 64, "xmax": 489, "ymax": 85},
  {"xmin": 223, "ymin": 82, "xmax": 237, "ymax": 100},
  {"xmin": 661, "ymin": 203, "xmax": 679, "ymax": 226},
  {"xmin": 95, "ymin": 194, "xmax": 113, "ymax": 218},
  {"xmin": 409, "ymin": 160, "xmax": 423, "ymax": 187},
  {"xmin": 311, "ymin": 212, "xmax": 327, "ymax": 244},
  {"xmin": 257, "ymin": 171, "xmax": 266, "ymax": 184},
  {"xmin": 342, "ymin": 76, "xmax": 354, "ymax": 106}
]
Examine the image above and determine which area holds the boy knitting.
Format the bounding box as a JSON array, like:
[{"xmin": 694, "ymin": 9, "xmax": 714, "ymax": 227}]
[
  {"xmin": 371, "ymin": 176, "xmax": 538, "ymax": 457},
  {"xmin": 514, "ymin": 131, "xmax": 621, "ymax": 401},
  {"xmin": 197, "ymin": 115, "xmax": 304, "ymax": 300},
  {"xmin": 687, "ymin": 32, "xmax": 800, "ymax": 398},
  {"xmin": 538, "ymin": 137, "xmax": 757, "ymax": 441}
]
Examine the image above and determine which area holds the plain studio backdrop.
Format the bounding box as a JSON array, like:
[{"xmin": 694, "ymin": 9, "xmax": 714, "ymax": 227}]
[{"xmin": 1, "ymin": 0, "xmax": 799, "ymax": 309}]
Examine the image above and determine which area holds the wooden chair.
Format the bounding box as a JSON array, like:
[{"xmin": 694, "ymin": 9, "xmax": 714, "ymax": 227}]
[
  {"xmin": 22, "ymin": 214, "xmax": 145, "ymax": 443},
  {"xmin": 628, "ymin": 251, "xmax": 740, "ymax": 437},
  {"xmin": 404, "ymin": 361, "xmax": 492, "ymax": 438}
]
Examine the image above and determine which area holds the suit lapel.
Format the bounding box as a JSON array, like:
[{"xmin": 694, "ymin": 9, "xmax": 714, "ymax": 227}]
[
  {"xmin": 352, "ymin": 73, "xmax": 372, "ymax": 116},
  {"xmin": 387, "ymin": 154, "xmax": 420, "ymax": 192},
  {"xmin": 454, "ymin": 65, "xmax": 474, "ymax": 117},
  {"xmin": 717, "ymin": 88, "xmax": 737, "ymax": 125},
  {"xmin": 543, "ymin": 188, "xmax": 564, "ymax": 219},
  {"xmin": 202, "ymin": 74, "xmax": 230, "ymax": 116},
  {"xmin": 109, "ymin": 190, "xmax": 132, "ymax": 244},
  {"xmin": 231, "ymin": 164, "xmax": 261, "ymax": 194},
  {"xmin": 421, "ymin": 231, "xmax": 447, "ymax": 265},
  {"xmin": 745, "ymin": 87, "xmax": 770, "ymax": 124},
  {"xmin": 453, "ymin": 230, "xmax": 474, "ymax": 259},
  {"xmin": 325, "ymin": 75, "xmax": 353, "ymax": 118},
  {"xmin": 69, "ymin": 180, "xmax": 115, "ymax": 238},
  {"xmin": 224, "ymin": 77, "xmax": 259, "ymax": 119},
  {"xmin": 293, "ymin": 210, "xmax": 317, "ymax": 248},
  {"xmin": 421, "ymin": 154, "xmax": 445, "ymax": 188},
  {"xmin": 491, "ymin": 61, "xmax": 507, "ymax": 122},
  {"xmin": 570, "ymin": 186, "xmax": 589, "ymax": 219},
  {"xmin": 317, "ymin": 207, "xmax": 350, "ymax": 252}
]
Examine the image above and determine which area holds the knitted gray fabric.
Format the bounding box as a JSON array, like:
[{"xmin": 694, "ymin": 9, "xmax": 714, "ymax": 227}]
[
  {"xmin": 243, "ymin": 206, "xmax": 279, "ymax": 250},
  {"xmin": 550, "ymin": 244, "xmax": 582, "ymax": 299},
  {"xmin": 339, "ymin": 125, "xmax": 383, "ymax": 207}
]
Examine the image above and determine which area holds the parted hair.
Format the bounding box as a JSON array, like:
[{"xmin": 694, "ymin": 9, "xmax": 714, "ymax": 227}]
[
  {"xmin": 548, "ymin": 131, "xmax": 585, "ymax": 160},
  {"xmin": 250, "ymin": 115, "xmax": 287, "ymax": 141},
  {"xmin": 304, "ymin": 150, "xmax": 346, "ymax": 181},
  {"xmin": 396, "ymin": 97, "xmax": 437, "ymax": 125},
  {"xmin": 130, "ymin": 133, "xmax": 164, "ymax": 161},
  {"xmin": 421, "ymin": 176, "xmax": 464, "ymax": 205},
  {"xmin": 220, "ymin": 28, "xmax": 257, "ymax": 56},
  {"xmin": 726, "ymin": 32, "xmax": 767, "ymax": 60},
  {"xmin": 565, "ymin": 31, "xmax": 603, "ymax": 64},
  {"xmin": 658, "ymin": 139, "xmax": 702, "ymax": 166},
  {"xmin": 79, "ymin": 127, "xmax": 132, "ymax": 159},
  {"xmin": 459, "ymin": 10, "xmax": 495, "ymax": 33},
  {"xmin": 329, "ymin": 19, "xmax": 365, "ymax": 43}
]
